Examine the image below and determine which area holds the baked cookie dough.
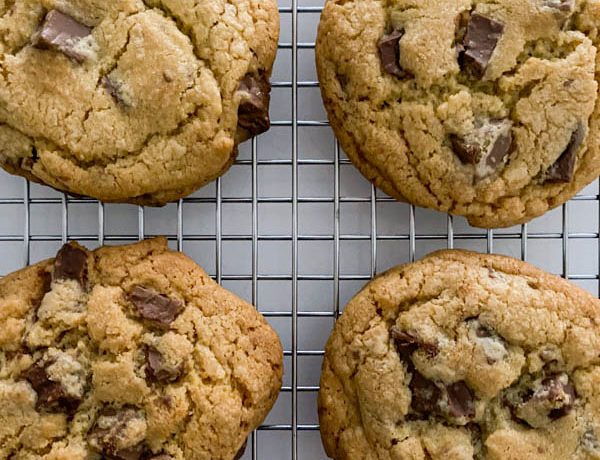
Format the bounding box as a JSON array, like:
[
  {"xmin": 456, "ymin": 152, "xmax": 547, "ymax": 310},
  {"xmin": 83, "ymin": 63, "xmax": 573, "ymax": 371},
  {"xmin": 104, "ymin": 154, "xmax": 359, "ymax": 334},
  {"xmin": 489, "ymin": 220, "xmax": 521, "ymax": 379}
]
[
  {"xmin": 0, "ymin": 0, "xmax": 279, "ymax": 204},
  {"xmin": 319, "ymin": 250, "xmax": 600, "ymax": 459},
  {"xmin": 0, "ymin": 238, "xmax": 283, "ymax": 459},
  {"xmin": 316, "ymin": 0, "xmax": 600, "ymax": 228}
]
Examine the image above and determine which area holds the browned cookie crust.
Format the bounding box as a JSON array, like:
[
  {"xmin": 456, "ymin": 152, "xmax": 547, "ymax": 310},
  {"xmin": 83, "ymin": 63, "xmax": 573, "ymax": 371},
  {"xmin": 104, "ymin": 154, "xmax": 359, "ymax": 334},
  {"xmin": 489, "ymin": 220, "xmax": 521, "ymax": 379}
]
[
  {"xmin": 319, "ymin": 250, "xmax": 600, "ymax": 459},
  {"xmin": 316, "ymin": 0, "xmax": 600, "ymax": 228},
  {"xmin": 0, "ymin": 1, "xmax": 279, "ymax": 205},
  {"xmin": 0, "ymin": 238, "xmax": 283, "ymax": 459}
]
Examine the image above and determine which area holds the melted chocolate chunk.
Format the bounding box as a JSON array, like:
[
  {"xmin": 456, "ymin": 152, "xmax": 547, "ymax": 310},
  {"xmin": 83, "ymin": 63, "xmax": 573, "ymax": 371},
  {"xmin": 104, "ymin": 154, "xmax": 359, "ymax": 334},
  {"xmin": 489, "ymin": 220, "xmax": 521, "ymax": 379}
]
[
  {"xmin": 145, "ymin": 346, "xmax": 182, "ymax": 383},
  {"xmin": 545, "ymin": 123, "xmax": 585, "ymax": 184},
  {"xmin": 474, "ymin": 323, "xmax": 493, "ymax": 338},
  {"xmin": 451, "ymin": 119, "xmax": 513, "ymax": 180},
  {"xmin": 53, "ymin": 243, "xmax": 88, "ymax": 286},
  {"xmin": 460, "ymin": 13, "xmax": 504, "ymax": 78},
  {"xmin": 447, "ymin": 381, "xmax": 476, "ymax": 419},
  {"xmin": 378, "ymin": 29, "xmax": 404, "ymax": 78},
  {"xmin": 234, "ymin": 439, "xmax": 248, "ymax": 460},
  {"xmin": 544, "ymin": 0, "xmax": 575, "ymax": 23},
  {"xmin": 32, "ymin": 10, "xmax": 92, "ymax": 62},
  {"xmin": 545, "ymin": 0, "xmax": 574, "ymax": 10},
  {"xmin": 467, "ymin": 318, "xmax": 508, "ymax": 364},
  {"xmin": 410, "ymin": 371, "xmax": 442, "ymax": 415},
  {"xmin": 109, "ymin": 446, "xmax": 145, "ymax": 460},
  {"xmin": 237, "ymin": 73, "xmax": 271, "ymax": 138},
  {"xmin": 103, "ymin": 75, "xmax": 132, "ymax": 108},
  {"xmin": 545, "ymin": 375, "xmax": 576, "ymax": 419},
  {"xmin": 581, "ymin": 429, "xmax": 600, "ymax": 454},
  {"xmin": 88, "ymin": 407, "xmax": 146, "ymax": 460},
  {"xmin": 129, "ymin": 286, "xmax": 184, "ymax": 328},
  {"xmin": 409, "ymin": 371, "xmax": 477, "ymax": 423},
  {"xmin": 22, "ymin": 361, "xmax": 81, "ymax": 414},
  {"xmin": 390, "ymin": 327, "xmax": 439, "ymax": 359},
  {"xmin": 507, "ymin": 373, "xmax": 576, "ymax": 428}
]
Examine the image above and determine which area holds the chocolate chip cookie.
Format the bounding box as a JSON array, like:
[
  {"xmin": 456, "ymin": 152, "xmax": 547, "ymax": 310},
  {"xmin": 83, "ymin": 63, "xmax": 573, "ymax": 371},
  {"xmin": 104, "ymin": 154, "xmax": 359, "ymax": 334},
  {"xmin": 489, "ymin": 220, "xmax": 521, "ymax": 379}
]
[
  {"xmin": 0, "ymin": 238, "xmax": 283, "ymax": 459},
  {"xmin": 316, "ymin": 0, "xmax": 600, "ymax": 228},
  {"xmin": 0, "ymin": 1, "xmax": 278, "ymax": 204},
  {"xmin": 319, "ymin": 250, "xmax": 600, "ymax": 459}
]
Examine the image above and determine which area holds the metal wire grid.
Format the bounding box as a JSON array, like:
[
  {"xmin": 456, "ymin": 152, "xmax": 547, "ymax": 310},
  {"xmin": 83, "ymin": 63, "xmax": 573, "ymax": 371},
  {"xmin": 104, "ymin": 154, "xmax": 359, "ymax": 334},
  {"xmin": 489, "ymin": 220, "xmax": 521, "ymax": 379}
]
[{"xmin": 0, "ymin": 2, "xmax": 599, "ymax": 459}]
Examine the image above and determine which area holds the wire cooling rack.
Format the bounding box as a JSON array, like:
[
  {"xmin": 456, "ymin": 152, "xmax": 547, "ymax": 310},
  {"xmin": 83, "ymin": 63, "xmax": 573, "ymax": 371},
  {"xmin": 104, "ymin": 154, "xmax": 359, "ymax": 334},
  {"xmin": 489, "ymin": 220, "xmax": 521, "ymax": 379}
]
[{"xmin": 0, "ymin": 1, "xmax": 599, "ymax": 459}]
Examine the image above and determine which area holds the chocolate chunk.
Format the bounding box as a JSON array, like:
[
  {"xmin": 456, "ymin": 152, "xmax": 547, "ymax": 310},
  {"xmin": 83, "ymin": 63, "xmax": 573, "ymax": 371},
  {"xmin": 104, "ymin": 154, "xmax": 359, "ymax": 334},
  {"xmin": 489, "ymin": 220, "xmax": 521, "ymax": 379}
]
[
  {"xmin": 410, "ymin": 371, "xmax": 442, "ymax": 415},
  {"xmin": 544, "ymin": 375, "xmax": 576, "ymax": 419},
  {"xmin": 234, "ymin": 439, "xmax": 248, "ymax": 460},
  {"xmin": 237, "ymin": 73, "xmax": 271, "ymax": 138},
  {"xmin": 451, "ymin": 119, "xmax": 513, "ymax": 180},
  {"xmin": 447, "ymin": 381, "xmax": 476, "ymax": 419},
  {"xmin": 508, "ymin": 373, "xmax": 576, "ymax": 427},
  {"xmin": 88, "ymin": 407, "xmax": 146, "ymax": 460},
  {"xmin": 451, "ymin": 135, "xmax": 481, "ymax": 165},
  {"xmin": 129, "ymin": 286, "xmax": 184, "ymax": 328},
  {"xmin": 543, "ymin": 0, "xmax": 575, "ymax": 23},
  {"xmin": 22, "ymin": 361, "xmax": 81, "ymax": 414},
  {"xmin": 544, "ymin": 0, "xmax": 574, "ymax": 10},
  {"xmin": 32, "ymin": 10, "xmax": 92, "ymax": 62},
  {"xmin": 544, "ymin": 123, "xmax": 585, "ymax": 184},
  {"xmin": 103, "ymin": 76, "xmax": 132, "ymax": 108},
  {"xmin": 145, "ymin": 346, "xmax": 182, "ymax": 383},
  {"xmin": 460, "ymin": 13, "xmax": 504, "ymax": 78},
  {"xmin": 581, "ymin": 429, "xmax": 600, "ymax": 454},
  {"xmin": 474, "ymin": 323, "xmax": 493, "ymax": 338},
  {"xmin": 378, "ymin": 29, "xmax": 404, "ymax": 78},
  {"xmin": 467, "ymin": 318, "xmax": 508, "ymax": 364},
  {"xmin": 109, "ymin": 446, "xmax": 145, "ymax": 460},
  {"xmin": 390, "ymin": 327, "xmax": 439, "ymax": 359},
  {"xmin": 53, "ymin": 243, "xmax": 88, "ymax": 286}
]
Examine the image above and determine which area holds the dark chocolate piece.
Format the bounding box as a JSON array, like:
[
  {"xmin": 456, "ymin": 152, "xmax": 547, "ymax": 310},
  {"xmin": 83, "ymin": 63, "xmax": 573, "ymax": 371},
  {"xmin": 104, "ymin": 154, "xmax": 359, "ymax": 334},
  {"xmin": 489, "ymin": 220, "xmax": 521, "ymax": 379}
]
[
  {"xmin": 544, "ymin": 0, "xmax": 575, "ymax": 23},
  {"xmin": 447, "ymin": 381, "xmax": 476, "ymax": 419},
  {"xmin": 460, "ymin": 13, "xmax": 504, "ymax": 78},
  {"xmin": 22, "ymin": 361, "xmax": 81, "ymax": 414},
  {"xmin": 237, "ymin": 73, "xmax": 271, "ymax": 137},
  {"xmin": 53, "ymin": 243, "xmax": 88, "ymax": 286},
  {"xmin": 378, "ymin": 29, "xmax": 404, "ymax": 78},
  {"xmin": 410, "ymin": 371, "xmax": 442, "ymax": 415},
  {"xmin": 129, "ymin": 286, "xmax": 184, "ymax": 327},
  {"xmin": 390, "ymin": 327, "xmax": 439, "ymax": 359},
  {"xmin": 103, "ymin": 76, "xmax": 132, "ymax": 108},
  {"xmin": 88, "ymin": 407, "xmax": 146, "ymax": 460},
  {"xmin": 32, "ymin": 9, "xmax": 92, "ymax": 62},
  {"xmin": 451, "ymin": 135, "xmax": 481, "ymax": 165},
  {"xmin": 581, "ymin": 429, "xmax": 600, "ymax": 454},
  {"xmin": 109, "ymin": 446, "xmax": 145, "ymax": 460},
  {"xmin": 145, "ymin": 346, "xmax": 182, "ymax": 383},
  {"xmin": 545, "ymin": 123, "xmax": 585, "ymax": 183},
  {"xmin": 544, "ymin": 375, "xmax": 576, "ymax": 419},
  {"xmin": 544, "ymin": 0, "xmax": 574, "ymax": 10},
  {"xmin": 507, "ymin": 373, "xmax": 576, "ymax": 427},
  {"xmin": 451, "ymin": 119, "xmax": 513, "ymax": 180}
]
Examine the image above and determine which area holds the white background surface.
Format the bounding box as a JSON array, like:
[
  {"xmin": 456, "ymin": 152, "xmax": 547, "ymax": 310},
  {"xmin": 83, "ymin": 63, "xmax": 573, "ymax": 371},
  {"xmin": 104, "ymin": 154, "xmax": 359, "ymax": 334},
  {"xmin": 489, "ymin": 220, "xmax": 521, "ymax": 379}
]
[{"xmin": 0, "ymin": 1, "xmax": 599, "ymax": 458}]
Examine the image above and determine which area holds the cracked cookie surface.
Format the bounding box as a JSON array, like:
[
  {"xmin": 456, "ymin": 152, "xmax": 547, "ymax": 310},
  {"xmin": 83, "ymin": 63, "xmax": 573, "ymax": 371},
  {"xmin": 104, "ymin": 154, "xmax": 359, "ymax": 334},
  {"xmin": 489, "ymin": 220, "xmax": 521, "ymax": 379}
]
[
  {"xmin": 319, "ymin": 250, "xmax": 600, "ymax": 459},
  {"xmin": 0, "ymin": 238, "xmax": 283, "ymax": 460},
  {"xmin": 0, "ymin": 0, "xmax": 279, "ymax": 204},
  {"xmin": 316, "ymin": 0, "xmax": 600, "ymax": 228}
]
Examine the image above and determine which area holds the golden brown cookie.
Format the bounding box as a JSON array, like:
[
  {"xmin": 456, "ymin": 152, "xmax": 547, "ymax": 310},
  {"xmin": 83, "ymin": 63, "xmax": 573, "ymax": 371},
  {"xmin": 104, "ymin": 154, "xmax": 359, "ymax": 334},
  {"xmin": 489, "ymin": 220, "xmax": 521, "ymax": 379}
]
[
  {"xmin": 316, "ymin": 0, "xmax": 600, "ymax": 228},
  {"xmin": 319, "ymin": 250, "xmax": 600, "ymax": 459},
  {"xmin": 0, "ymin": 1, "xmax": 279, "ymax": 204},
  {"xmin": 0, "ymin": 238, "xmax": 283, "ymax": 459}
]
